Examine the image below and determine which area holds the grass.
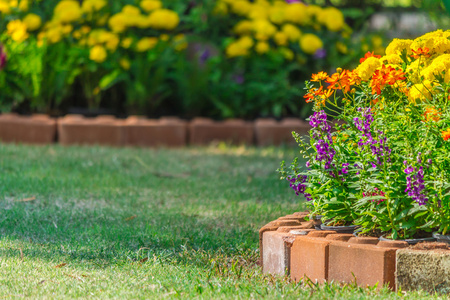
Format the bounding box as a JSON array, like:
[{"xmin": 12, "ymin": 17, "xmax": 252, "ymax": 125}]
[{"xmin": 0, "ymin": 143, "xmax": 443, "ymax": 299}]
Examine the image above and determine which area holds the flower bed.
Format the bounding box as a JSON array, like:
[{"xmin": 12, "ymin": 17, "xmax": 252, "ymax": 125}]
[{"xmin": 279, "ymin": 29, "xmax": 450, "ymax": 241}]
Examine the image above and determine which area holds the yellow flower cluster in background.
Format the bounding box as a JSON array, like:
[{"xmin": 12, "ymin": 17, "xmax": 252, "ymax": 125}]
[
  {"xmin": 1, "ymin": 0, "xmax": 184, "ymax": 63},
  {"xmin": 217, "ymin": 0, "xmax": 350, "ymax": 59},
  {"xmin": 351, "ymin": 30, "xmax": 450, "ymax": 103}
]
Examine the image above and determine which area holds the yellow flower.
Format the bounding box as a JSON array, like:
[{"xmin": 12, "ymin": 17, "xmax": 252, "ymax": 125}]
[
  {"xmin": 105, "ymin": 33, "xmax": 120, "ymax": 51},
  {"xmin": 410, "ymin": 30, "xmax": 450, "ymax": 55},
  {"xmin": 7, "ymin": 19, "xmax": 29, "ymax": 42},
  {"xmin": 408, "ymin": 80, "xmax": 433, "ymax": 103},
  {"xmin": 252, "ymin": 19, "xmax": 277, "ymax": 40},
  {"xmin": 213, "ymin": 1, "xmax": 228, "ymax": 15},
  {"xmin": 0, "ymin": 1, "xmax": 12, "ymax": 14},
  {"xmin": 159, "ymin": 34, "xmax": 169, "ymax": 41},
  {"xmin": 269, "ymin": 6, "xmax": 285, "ymax": 24},
  {"xmin": 121, "ymin": 37, "xmax": 133, "ymax": 48},
  {"xmin": 46, "ymin": 27, "xmax": 63, "ymax": 43},
  {"xmin": 255, "ymin": 41, "xmax": 269, "ymax": 54},
  {"xmin": 18, "ymin": 0, "xmax": 28, "ymax": 11},
  {"xmin": 140, "ymin": 0, "xmax": 162, "ymax": 12},
  {"xmin": 317, "ymin": 7, "xmax": 344, "ymax": 32},
  {"xmin": 122, "ymin": 5, "xmax": 141, "ymax": 16},
  {"xmin": 81, "ymin": 0, "xmax": 107, "ymax": 13},
  {"xmin": 421, "ymin": 54, "xmax": 450, "ymax": 83},
  {"xmin": 173, "ymin": 34, "xmax": 187, "ymax": 51},
  {"xmin": 279, "ymin": 47, "xmax": 294, "ymax": 60},
  {"xmin": 274, "ymin": 31, "xmax": 288, "ymax": 46},
  {"xmin": 229, "ymin": 0, "xmax": 252, "ymax": 16},
  {"xmin": 22, "ymin": 13, "xmax": 41, "ymax": 31},
  {"xmin": 354, "ymin": 56, "xmax": 382, "ymax": 81},
  {"xmin": 248, "ymin": 5, "xmax": 268, "ymax": 19},
  {"xmin": 136, "ymin": 37, "xmax": 158, "ymax": 52},
  {"xmin": 234, "ymin": 20, "xmax": 253, "ymax": 35},
  {"xmin": 108, "ymin": 13, "xmax": 128, "ymax": 33},
  {"xmin": 281, "ymin": 24, "xmax": 301, "ymax": 42},
  {"xmin": 385, "ymin": 38, "xmax": 413, "ymax": 56},
  {"xmin": 226, "ymin": 36, "xmax": 253, "ymax": 58},
  {"xmin": 148, "ymin": 9, "xmax": 179, "ymax": 30},
  {"xmin": 89, "ymin": 45, "xmax": 107, "ymax": 63},
  {"xmin": 299, "ymin": 33, "xmax": 323, "ymax": 55},
  {"xmin": 119, "ymin": 58, "xmax": 131, "ymax": 70},
  {"xmin": 62, "ymin": 24, "xmax": 73, "ymax": 35},
  {"xmin": 305, "ymin": 5, "xmax": 322, "ymax": 18},
  {"xmin": 284, "ymin": 3, "xmax": 308, "ymax": 25},
  {"xmin": 379, "ymin": 54, "xmax": 403, "ymax": 66},
  {"xmin": 54, "ymin": 0, "xmax": 82, "ymax": 23},
  {"xmin": 336, "ymin": 41, "xmax": 347, "ymax": 54}
]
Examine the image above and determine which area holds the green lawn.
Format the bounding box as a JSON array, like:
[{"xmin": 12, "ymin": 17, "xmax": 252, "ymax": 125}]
[{"xmin": 0, "ymin": 143, "xmax": 440, "ymax": 299}]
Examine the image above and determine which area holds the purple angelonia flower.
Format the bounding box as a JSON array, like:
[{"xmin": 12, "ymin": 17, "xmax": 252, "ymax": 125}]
[
  {"xmin": 287, "ymin": 175, "xmax": 312, "ymax": 201},
  {"xmin": 404, "ymin": 163, "xmax": 429, "ymax": 206},
  {"xmin": 314, "ymin": 48, "xmax": 327, "ymax": 59},
  {"xmin": 0, "ymin": 44, "xmax": 6, "ymax": 71},
  {"xmin": 232, "ymin": 74, "xmax": 244, "ymax": 84}
]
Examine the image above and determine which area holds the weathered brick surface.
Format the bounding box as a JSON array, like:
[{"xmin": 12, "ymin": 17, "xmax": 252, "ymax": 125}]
[
  {"xmin": 124, "ymin": 116, "xmax": 187, "ymax": 147},
  {"xmin": 396, "ymin": 245, "xmax": 450, "ymax": 294},
  {"xmin": 328, "ymin": 237, "xmax": 407, "ymax": 290},
  {"xmin": 254, "ymin": 118, "xmax": 310, "ymax": 146},
  {"xmin": 58, "ymin": 115, "xmax": 125, "ymax": 146},
  {"xmin": 290, "ymin": 231, "xmax": 337, "ymax": 283},
  {"xmin": 189, "ymin": 118, "xmax": 254, "ymax": 145},
  {"xmin": 0, "ymin": 113, "xmax": 56, "ymax": 144}
]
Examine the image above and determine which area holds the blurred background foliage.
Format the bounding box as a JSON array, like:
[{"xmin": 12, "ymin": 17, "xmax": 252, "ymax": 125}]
[{"xmin": 0, "ymin": 0, "xmax": 446, "ymax": 119}]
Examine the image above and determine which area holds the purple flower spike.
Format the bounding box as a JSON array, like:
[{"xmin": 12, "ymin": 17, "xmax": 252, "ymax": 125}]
[
  {"xmin": 314, "ymin": 48, "xmax": 327, "ymax": 59},
  {"xmin": 0, "ymin": 44, "xmax": 6, "ymax": 71}
]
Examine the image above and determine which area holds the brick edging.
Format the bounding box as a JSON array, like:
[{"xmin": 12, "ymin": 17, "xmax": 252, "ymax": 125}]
[
  {"xmin": 261, "ymin": 211, "xmax": 450, "ymax": 293},
  {"xmin": 0, "ymin": 114, "xmax": 312, "ymax": 146}
]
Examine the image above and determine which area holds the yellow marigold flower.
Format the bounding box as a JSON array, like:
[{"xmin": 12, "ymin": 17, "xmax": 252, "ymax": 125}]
[
  {"xmin": 318, "ymin": 7, "xmax": 344, "ymax": 32},
  {"xmin": 385, "ymin": 38, "xmax": 413, "ymax": 56},
  {"xmin": 279, "ymin": 47, "xmax": 294, "ymax": 60},
  {"xmin": 229, "ymin": 0, "xmax": 252, "ymax": 16},
  {"xmin": 136, "ymin": 37, "xmax": 158, "ymax": 52},
  {"xmin": 269, "ymin": 6, "xmax": 285, "ymax": 24},
  {"xmin": 213, "ymin": 1, "xmax": 228, "ymax": 15},
  {"xmin": 410, "ymin": 30, "xmax": 450, "ymax": 55},
  {"xmin": 22, "ymin": 13, "xmax": 41, "ymax": 31},
  {"xmin": 252, "ymin": 19, "xmax": 277, "ymax": 40},
  {"xmin": 408, "ymin": 80, "xmax": 433, "ymax": 103},
  {"xmin": 159, "ymin": 34, "xmax": 169, "ymax": 41},
  {"xmin": 281, "ymin": 24, "xmax": 301, "ymax": 42},
  {"xmin": 7, "ymin": 19, "xmax": 29, "ymax": 42},
  {"xmin": 371, "ymin": 35, "xmax": 383, "ymax": 48},
  {"xmin": 108, "ymin": 13, "xmax": 128, "ymax": 33},
  {"xmin": 62, "ymin": 24, "xmax": 73, "ymax": 35},
  {"xmin": 421, "ymin": 54, "xmax": 450, "ymax": 83},
  {"xmin": 234, "ymin": 20, "xmax": 253, "ymax": 35},
  {"xmin": 299, "ymin": 33, "xmax": 323, "ymax": 55},
  {"xmin": 119, "ymin": 58, "xmax": 131, "ymax": 70},
  {"xmin": 284, "ymin": 3, "xmax": 308, "ymax": 25},
  {"xmin": 18, "ymin": 0, "xmax": 28, "ymax": 11},
  {"xmin": 140, "ymin": 0, "xmax": 161, "ymax": 12},
  {"xmin": 226, "ymin": 36, "xmax": 253, "ymax": 58},
  {"xmin": 105, "ymin": 33, "xmax": 120, "ymax": 51},
  {"xmin": 46, "ymin": 27, "xmax": 63, "ymax": 43},
  {"xmin": 274, "ymin": 31, "xmax": 288, "ymax": 46},
  {"xmin": 89, "ymin": 45, "xmax": 107, "ymax": 63},
  {"xmin": 122, "ymin": 5, "xmax": 141, "ymax": 16},
  {"xmin": 305, "ymin": 5, "xmax": 322, "ymax": 18},
  {"xmin": 173, "ymin": 34, "xmax": 187, "ymax": 51},
  {"xmin": 54, "ymin": 0, "xmax": 82, "ymax": 23},
  {"xmin": 354, "ymin": 56, "xmax": 382, "ymax": 81},
  {"xmin": 121, "ymin": 37, "xmax": 133, "ymax": 48},
  {"xmin": 0, "ymin": 1, "xmax": 12, "ymax": 14},
  {"xmin": 379, "ymin": 54, "xmax": 403, "ymax": 66},
  {"xmin": 248, "ymin": 5, "xmax": 268, "ymax": 19},
  {"xmin": 237, "ymin": 35, "xmax": 254, "ymax": 48},
  {"xmin": 81, "ymin": 0, "xmax": 107, "ymax": 13},
  {"xmin": 255, "ymin": 41, "xmax": 269, "ymax": 54},
  {"xmin": 148, "ymin": 9, "xmax": 179, "ymax": 30}
]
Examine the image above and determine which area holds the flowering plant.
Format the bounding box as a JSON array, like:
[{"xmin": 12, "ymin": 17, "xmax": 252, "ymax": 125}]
[{"xmin": 280, "ymin": 29, "xmax": 450, "ymax": 240}]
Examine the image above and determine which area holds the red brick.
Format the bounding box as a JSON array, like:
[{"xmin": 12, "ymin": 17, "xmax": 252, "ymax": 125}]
[
  {"xmin": 328, "ymin": 237, "xmax": 408, "ymax": 290},
  {"xmin": 58, "ymin": 115, "xmax": 125, "ymax": 146},
  {"xmin": 0, "ymin": 113, "xmax": 56, "ymax": 144},
  {"xmin": 124, "ymin": 116, "xmax": 187, "ymax": 147},
  {"xmin": 254, "ymin": 118, "xmax": 310, "ymax": 146},
  {"xmin": 290, "ymin": 231, "xmax": 337, "ymax": 283},
  {"xmin": 189, "ymin": 118, "xmax": 253, "ymax": 145}
]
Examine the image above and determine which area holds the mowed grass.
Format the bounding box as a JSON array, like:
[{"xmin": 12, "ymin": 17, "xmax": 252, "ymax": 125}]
[{"xmin": 0, "ymin": 143, "xmax": 441, "ymax": 299}]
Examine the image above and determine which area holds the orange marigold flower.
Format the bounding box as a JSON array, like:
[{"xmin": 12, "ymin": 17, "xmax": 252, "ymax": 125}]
[
  {"xmin": 423, "ymin": 106, "xmax": 441, "ymax": 122},
  {"xmin": 411, "ymin": 47, "xmax": 431, "ymax": 59},
  {"xmin": 359, "ymin": 51, "xmax": 382, "ymax": 63},
  {"xmin": 303, "ymin": 86, "xmax": 334, "ymax": 105},
  {"xmin": 311, "ymin": 71, "xmax": 328, "ymax": 82},
  {"xmin": 442, "ymin": 129, "xmax": 450, "ymax": 141},
  {"xmin": 326, "ymin": 70, "xmax": 352, "ymax": 92}
]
